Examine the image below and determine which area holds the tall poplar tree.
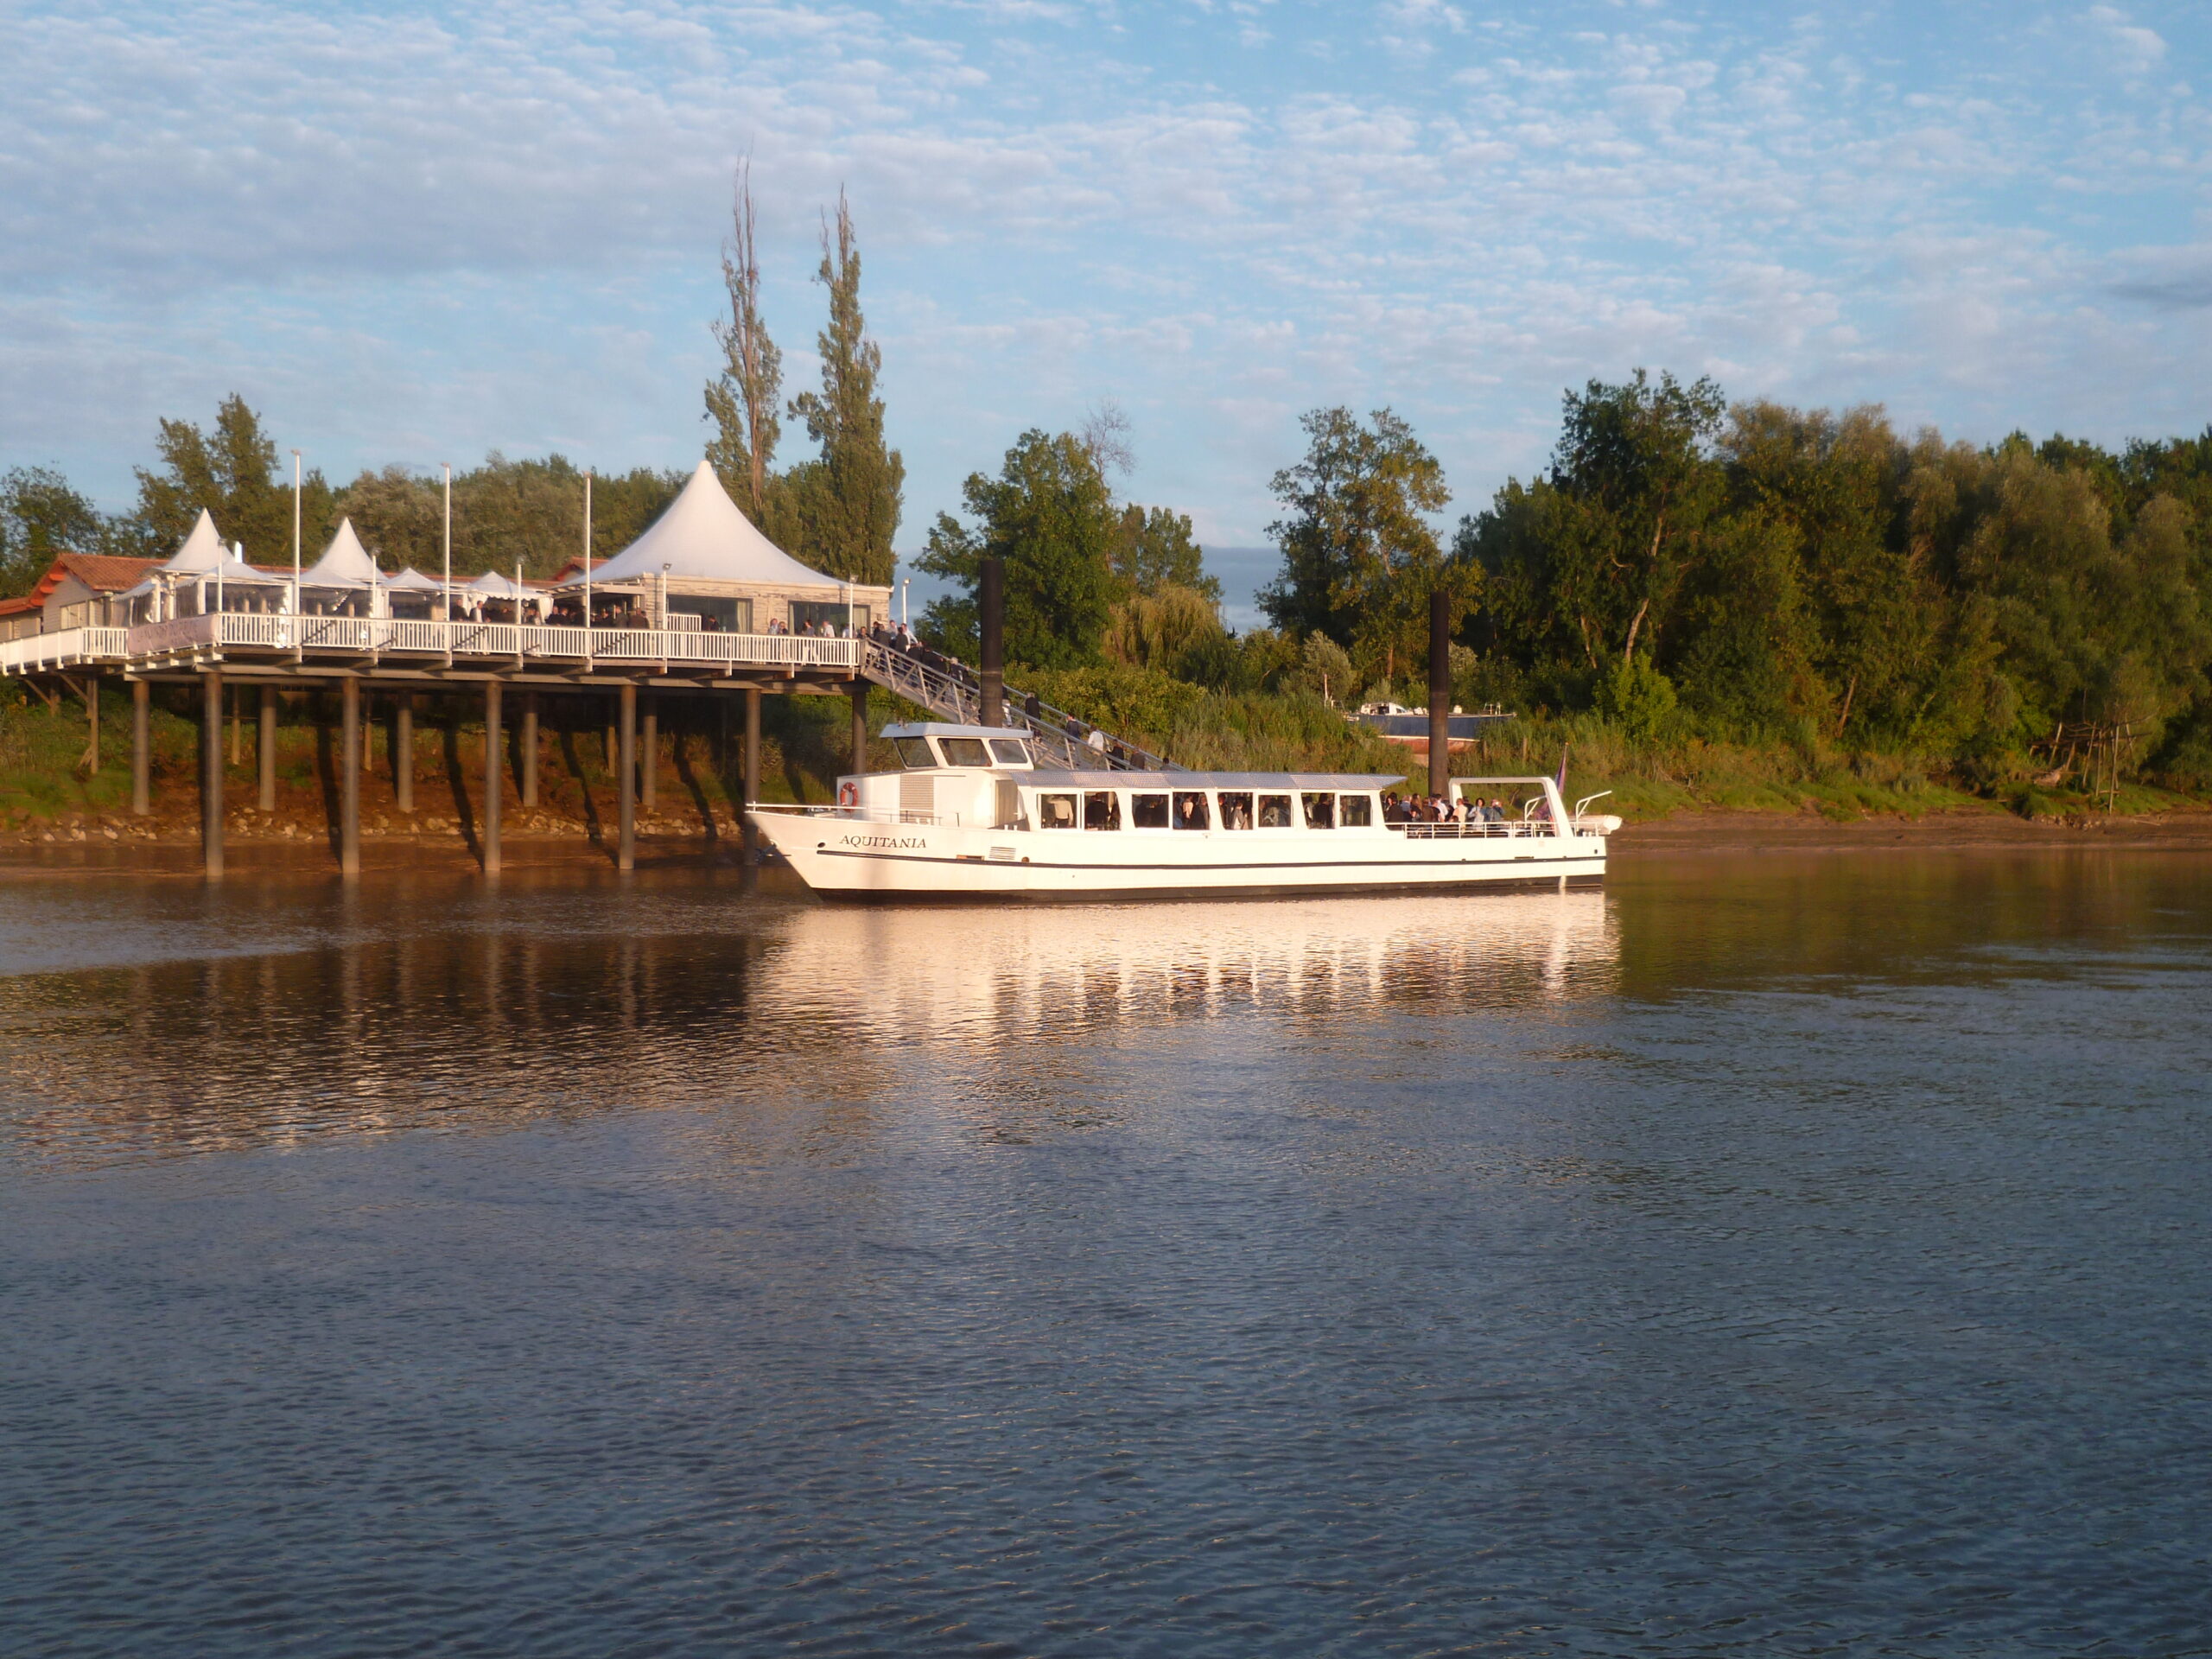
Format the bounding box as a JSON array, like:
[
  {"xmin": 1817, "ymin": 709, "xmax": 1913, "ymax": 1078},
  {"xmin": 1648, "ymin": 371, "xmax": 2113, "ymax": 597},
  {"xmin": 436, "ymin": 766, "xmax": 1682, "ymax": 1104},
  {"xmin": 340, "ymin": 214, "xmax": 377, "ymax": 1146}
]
[
  {"xmin": 785, "ymin": 190, "xmax": 904, "ymax": 584},
  {"xmin": 703, "ymin": 157, "xmax": 784, "ymax": 530}
]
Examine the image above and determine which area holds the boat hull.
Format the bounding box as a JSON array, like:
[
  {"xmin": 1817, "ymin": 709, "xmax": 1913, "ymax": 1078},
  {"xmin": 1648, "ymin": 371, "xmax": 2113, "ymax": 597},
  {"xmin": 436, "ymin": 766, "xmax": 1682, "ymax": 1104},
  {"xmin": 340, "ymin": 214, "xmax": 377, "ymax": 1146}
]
[{"xmin": 748, "ymin": 811, "xmax": 1606, "ymax": 902}]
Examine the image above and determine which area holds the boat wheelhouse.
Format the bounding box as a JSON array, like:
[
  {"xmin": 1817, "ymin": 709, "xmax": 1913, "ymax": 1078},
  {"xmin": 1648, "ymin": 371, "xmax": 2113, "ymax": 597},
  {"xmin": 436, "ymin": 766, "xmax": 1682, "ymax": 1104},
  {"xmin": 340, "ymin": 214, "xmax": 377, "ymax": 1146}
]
[{"xmin": 747, "ymin": 722, "xmax": 1613, "ymax": 901}]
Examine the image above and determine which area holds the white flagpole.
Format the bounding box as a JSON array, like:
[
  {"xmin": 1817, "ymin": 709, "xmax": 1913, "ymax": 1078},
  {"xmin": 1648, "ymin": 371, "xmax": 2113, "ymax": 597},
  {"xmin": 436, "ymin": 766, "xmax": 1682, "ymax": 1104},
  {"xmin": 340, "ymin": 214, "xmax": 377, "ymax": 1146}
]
[
  {"xmin": 442, "ymin": 462, "xmax": 453, "ymax": 668},
  {"xmin": 582, "ymin": 470, "xmax": 593, "ymax": 664},
  {"xmin": 290, "ymin": 449, "xmax": 302, "ymax": 659}
]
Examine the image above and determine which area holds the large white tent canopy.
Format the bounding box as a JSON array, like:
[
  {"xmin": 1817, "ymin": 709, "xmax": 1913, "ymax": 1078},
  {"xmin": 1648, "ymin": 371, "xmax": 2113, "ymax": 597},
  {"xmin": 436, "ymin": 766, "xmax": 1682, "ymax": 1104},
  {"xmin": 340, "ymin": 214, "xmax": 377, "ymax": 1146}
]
[
  {"xmin": 573, "ymin": 461, "xmax": 844, "ymax": 590},
  {"xmin": 301, "ymin": 518, "xmax": 381, "ymax": 588}
]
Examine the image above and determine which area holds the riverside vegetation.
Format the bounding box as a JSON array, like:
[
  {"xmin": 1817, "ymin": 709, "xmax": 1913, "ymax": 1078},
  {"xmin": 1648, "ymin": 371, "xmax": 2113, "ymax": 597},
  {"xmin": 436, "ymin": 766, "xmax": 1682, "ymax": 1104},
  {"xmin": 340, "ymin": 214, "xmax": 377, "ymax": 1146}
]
[{"xmin": 7, "ymin": 168, "xmax": 2212, "ymax": 832}]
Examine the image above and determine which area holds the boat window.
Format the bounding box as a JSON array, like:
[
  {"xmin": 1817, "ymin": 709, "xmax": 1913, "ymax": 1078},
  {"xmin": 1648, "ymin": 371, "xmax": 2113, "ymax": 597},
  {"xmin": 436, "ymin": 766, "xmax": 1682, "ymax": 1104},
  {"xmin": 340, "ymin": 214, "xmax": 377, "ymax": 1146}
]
[
  {"xmin": 1338, "ymin": 792, "xmax": 1373, "ymax": 827},
  {"xmin": 1037, "ymin": 792, "xmax": 1077, "ymax": 830},
  {"xmin": 939, "ymin": 737, "xmax": 990, "ymax": 767},
  {"xmin": 988, "ymin": 738, "xmax": 1031, "ymax": 766},
  {"xmin": 1217, "ymin": 791, "xmax": 1254, "ymax": 830},
  {"xmin": 1084, "ymin": 791, "xmax": 1122, "ymax": 830},
  {"xmin": 893, "ymin": 736, "xmax": 937, "ymax": 768},
  {"xmin": 1173, "ymin": 791, "xmax": 1211, "ymax": 830},
  {"xmin": 1126, "ymin": 792, "xmax": 1166, "ymax": 829},
  {"xmin": 1301, "ymin": 791, "xmax": 1335, "ymax": 829},
  {"xmin": 1256, "ymin": 794, "xmax": 1294, "ymax": 828}
]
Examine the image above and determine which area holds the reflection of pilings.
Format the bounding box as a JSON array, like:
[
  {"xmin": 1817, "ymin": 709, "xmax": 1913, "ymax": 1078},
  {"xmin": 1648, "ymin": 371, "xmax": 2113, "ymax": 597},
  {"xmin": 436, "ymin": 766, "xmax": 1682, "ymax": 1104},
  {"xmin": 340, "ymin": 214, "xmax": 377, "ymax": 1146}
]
[
  {"xmin": 200, "ymin": 669, "xmax": 224, "ymax": 881},
  {"xmin": 617, "ymin": 682, "xmax": 636, "ymax": 872},
  {"xmin": 340, "ymin": 677, "xmax": 361, "ymax": 878},
  {"xmin": 484, "ymin": 679, "xmax": 503, "ymax": 878},
  {"xmin": 130, "ymin": 679, "xmax": 149, "ymax": 817},
  {"xmin": 258, "ymin": 683, "xmax": 277, "ymax": 812}
]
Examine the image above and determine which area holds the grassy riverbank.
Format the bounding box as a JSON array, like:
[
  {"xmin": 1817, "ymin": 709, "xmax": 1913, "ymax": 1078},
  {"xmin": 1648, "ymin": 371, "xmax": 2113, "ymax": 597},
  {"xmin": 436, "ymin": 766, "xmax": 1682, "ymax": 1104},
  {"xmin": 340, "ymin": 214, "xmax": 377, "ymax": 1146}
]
[{"xmin": 5, "ymin": 674, "xmax": 2207, "ymax": 849}]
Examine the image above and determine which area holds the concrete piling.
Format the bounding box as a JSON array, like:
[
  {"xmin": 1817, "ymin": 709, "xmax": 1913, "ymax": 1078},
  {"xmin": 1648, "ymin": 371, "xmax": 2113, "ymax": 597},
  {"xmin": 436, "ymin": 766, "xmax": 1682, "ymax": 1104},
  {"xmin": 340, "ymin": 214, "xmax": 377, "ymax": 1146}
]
[
  {"xmin": 484, "ymin": 679, "xmax": 502, "ymax": 878},
  {"xmin": 617, "ymin": 683, "xmax": 636, "ymax": 872},
  {"xmin": 131, "ymin": 680, "xmax": 149, "ymax": 816},
  {"xmin": 201, "ymin": 670, "xmax": 224, "ymax": 881},
  {"xmin": 394, "ymin": 693, "xmax": 413, "ymax": 812},
  {"xmin": 259, "ymin": 683, "xmax": 277, "ymax": 812},
  {"xmin": 340, "ymin": 677, "xmax": 361, "ymax": 878},
  {"xmin": 742, "ymin": 688, "xmax": 760, "ymax": 864},
  {"xmin": 521, "ymin": 692, "xmax": 538, "ymax": 810}
]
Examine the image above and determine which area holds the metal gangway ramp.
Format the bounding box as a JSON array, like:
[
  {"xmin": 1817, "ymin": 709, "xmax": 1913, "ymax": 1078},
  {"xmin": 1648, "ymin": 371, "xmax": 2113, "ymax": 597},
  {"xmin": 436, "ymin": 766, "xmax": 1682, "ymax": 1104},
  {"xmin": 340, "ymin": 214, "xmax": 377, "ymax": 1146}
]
[{"xmin": 859, "ymin": 637, "xmax": 1177, "ymax": 772}]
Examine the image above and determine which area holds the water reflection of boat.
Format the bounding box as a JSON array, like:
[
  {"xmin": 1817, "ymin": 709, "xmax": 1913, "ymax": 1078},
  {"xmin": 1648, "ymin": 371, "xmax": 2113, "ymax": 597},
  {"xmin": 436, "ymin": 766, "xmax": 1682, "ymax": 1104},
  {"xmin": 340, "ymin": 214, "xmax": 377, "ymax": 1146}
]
[
  {"xmin": 0, "ymin": 878, "xmax": 1615, "ymax": 1167},
  {"xmin": 756, "ymin": 888, "xmax": 1618, "ymax": 1045}
]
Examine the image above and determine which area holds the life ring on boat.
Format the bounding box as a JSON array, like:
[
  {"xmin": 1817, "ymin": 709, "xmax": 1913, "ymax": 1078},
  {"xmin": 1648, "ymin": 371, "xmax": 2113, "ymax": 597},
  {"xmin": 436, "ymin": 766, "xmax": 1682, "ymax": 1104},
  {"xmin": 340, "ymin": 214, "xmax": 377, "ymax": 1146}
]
[{"xmin": 837, "ymin": 780, "xmax": 859, "ymax": 808}]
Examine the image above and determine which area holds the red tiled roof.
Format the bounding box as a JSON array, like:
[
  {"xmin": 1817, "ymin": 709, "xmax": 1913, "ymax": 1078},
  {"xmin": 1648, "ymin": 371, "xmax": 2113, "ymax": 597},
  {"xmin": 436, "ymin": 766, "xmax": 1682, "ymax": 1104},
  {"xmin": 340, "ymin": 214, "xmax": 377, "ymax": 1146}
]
[
  {"xmin": 55, "ymin": 553, "xmax": 160, "ymax": 592},
  {"xmin": 1, "ymin": 552, "xmax": 157, "ymax": 616}
]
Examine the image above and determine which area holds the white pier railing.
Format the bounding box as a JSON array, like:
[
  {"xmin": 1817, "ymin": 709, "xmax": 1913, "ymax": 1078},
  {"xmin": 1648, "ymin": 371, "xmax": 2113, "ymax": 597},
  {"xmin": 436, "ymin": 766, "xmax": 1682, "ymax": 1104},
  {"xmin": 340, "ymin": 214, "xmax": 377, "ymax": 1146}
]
[
  {"xmin": 0, "ymin": 613, "xmax": 862, "ymax": 675},
  {"xmin": 0, "ymin": 627, "xmax": 130, "ymax": 673}
]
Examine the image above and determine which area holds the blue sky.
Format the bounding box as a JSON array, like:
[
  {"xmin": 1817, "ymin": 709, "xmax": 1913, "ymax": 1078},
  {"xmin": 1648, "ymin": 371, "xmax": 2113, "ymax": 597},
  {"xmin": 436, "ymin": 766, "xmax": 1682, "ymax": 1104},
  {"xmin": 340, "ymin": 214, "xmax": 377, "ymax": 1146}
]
[{"xmin": 5, "ymin": 0, "xmax": 2211, "ymax": 622}]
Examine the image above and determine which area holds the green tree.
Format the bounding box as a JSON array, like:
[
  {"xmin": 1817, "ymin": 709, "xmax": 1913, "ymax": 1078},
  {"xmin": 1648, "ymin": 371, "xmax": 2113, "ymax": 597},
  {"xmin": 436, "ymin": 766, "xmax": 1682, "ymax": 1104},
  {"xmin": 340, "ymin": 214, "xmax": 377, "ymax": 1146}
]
[
  {"xmin": 1112, "ymin": 504, "xmax": 1219, "ymax": 601},
  {"xmin": 1, "ymin": 467, "xmax": 113, "ymax": 595},
  {"xmin": 917, "ymin": 429, "xmax": 1119, "ymax": 670},
  {"xmin": 1260, "ymin": 406, "xmax": 1450, "ymax": 651},
  {"xmin": 784, "ymin": 191, "xmax": 903, "ymax": 583},
  {"xmin": 335, "ymin": 455, "xmax": 681, "ymax": 579},
  {"xmin": 704, "ymin": 157, "xmax": 785, "ymax": 529},
  {"xmin": 133, "ymin": 394, "xmax": 336, "ymax": 563}
]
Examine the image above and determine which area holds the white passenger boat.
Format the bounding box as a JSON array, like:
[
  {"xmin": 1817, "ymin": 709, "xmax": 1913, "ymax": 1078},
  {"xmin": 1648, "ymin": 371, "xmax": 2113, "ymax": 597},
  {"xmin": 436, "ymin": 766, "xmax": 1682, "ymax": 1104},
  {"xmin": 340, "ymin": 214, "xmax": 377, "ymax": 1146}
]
[{"xmin": 747, "ymin": 723, "xmax": 1615, "ymax": 902}]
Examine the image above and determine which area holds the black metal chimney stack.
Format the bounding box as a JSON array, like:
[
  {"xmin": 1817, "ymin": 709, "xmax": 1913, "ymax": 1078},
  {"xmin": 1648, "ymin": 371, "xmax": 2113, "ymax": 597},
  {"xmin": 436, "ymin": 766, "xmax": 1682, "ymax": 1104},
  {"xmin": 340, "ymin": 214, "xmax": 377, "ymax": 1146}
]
[
  {"xmin": 979, "ymin": 556, "xmax": 1005, "ymax": 728},
  {"xmin": 1428, "ymin": 586, "xmax": 1451, "ymax": 798}
]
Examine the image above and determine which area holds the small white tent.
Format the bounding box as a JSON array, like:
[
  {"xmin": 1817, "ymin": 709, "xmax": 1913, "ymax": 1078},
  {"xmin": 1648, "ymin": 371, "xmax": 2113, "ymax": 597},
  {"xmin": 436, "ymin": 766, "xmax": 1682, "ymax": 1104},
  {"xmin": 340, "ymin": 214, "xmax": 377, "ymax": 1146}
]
[
  {"xmin": 381, "ymin": 568, "xmax": 444, "ymax": 592},
  {"xmin": 159, "ymin": 508, "xmax": 229, "ymax": 574},
  {"xmin": 577, "ymin": 461, "xmax": 843, "ymax": 589}
]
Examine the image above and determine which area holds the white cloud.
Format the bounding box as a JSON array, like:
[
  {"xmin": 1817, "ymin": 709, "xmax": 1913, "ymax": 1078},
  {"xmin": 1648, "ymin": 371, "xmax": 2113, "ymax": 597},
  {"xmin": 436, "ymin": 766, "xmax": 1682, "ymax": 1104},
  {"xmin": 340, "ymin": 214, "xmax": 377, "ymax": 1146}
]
[{"xmin": 5, "ymin": 0, "xmax": 2212, "ymax": 557}]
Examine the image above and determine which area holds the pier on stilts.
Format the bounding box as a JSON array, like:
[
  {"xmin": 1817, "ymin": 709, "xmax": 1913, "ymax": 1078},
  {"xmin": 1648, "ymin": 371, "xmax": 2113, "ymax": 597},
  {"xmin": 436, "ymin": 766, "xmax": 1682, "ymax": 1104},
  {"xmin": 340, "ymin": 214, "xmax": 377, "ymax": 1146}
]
[{"xmin": 0, "ymin": 467, "xmax": 1171, "ymax": 881}]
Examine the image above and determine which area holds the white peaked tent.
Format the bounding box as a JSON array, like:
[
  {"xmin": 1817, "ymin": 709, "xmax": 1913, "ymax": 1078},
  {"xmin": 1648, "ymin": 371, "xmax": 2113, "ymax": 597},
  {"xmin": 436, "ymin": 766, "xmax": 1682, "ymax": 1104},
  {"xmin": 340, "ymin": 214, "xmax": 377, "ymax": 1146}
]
[
  {"xmin": 382, "ymin": 568, "xmax": 445, "ymax": 592},
  {"xmin": 465, "ymin": 571, "xmax": 531, "ymax": 596},
  {"xmin": 578, "ymin": 461, "xmax": 843, "ymax": 589},
  {"xmin": 301, "ymin": 518, "xmax": 382, "ymax": 588},
  {"xmin": 159, "ymin": 508, "xmax": 229, "ymax": 574}
]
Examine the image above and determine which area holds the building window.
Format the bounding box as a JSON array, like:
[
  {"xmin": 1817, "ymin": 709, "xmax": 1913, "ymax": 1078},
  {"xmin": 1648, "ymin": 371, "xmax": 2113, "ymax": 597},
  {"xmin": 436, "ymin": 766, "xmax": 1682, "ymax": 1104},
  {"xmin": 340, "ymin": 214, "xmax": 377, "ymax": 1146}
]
[{"xmin": 673, "ymin": 597, "xmax": 749, "ymax": 632}]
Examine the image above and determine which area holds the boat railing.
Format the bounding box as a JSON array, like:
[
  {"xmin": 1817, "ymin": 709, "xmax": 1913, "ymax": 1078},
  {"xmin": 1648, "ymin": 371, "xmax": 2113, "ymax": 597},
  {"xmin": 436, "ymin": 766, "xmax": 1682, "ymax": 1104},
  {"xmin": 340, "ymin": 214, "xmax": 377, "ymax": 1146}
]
[
  {"xmin": 1395, "ymin": 821, "xmax": 1553, "ymax": 839},
  {"xmin": 748, "ymin": 803, "xmax": 963, "ymax": 828}
]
